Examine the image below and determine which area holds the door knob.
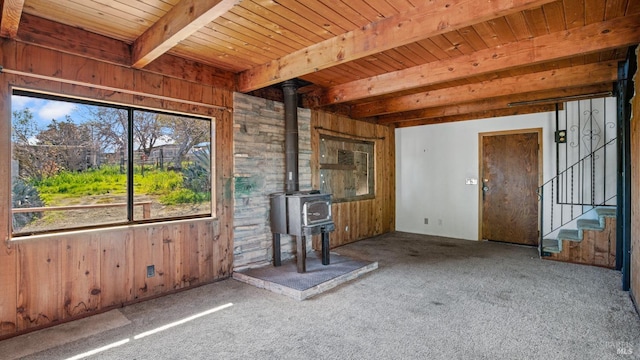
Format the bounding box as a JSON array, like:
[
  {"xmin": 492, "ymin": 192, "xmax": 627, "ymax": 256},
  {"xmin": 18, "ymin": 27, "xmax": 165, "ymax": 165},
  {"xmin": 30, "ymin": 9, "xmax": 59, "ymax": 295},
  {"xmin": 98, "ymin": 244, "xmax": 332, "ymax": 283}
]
[{"xmin": 483, "ymin": 186, "xmax": 489, "ymax": 192}]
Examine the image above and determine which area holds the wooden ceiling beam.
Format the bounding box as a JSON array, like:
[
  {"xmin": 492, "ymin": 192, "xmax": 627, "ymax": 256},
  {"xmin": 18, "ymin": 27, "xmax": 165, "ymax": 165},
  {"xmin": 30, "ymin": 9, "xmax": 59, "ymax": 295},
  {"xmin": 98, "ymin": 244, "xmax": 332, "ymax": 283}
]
[
  {"xmin": 321, "ymin": 14, "xmax": 640, "ymax": 106},
  {"xmin": 236, "ymin": 0, "xmax": 555, "ymax": 92},
  {"xmin": 394, "ymin": 104, "xmax": 558, "ymax": 128},
  {"xmin": 131, "ymin": 0, "xmax": 239, "ymax": 69},
  {"xmin": 350, "ymin": 61, "xmax": 619, "ymax": 118},
  {"xmin": 16, "ymin": 13, "xmax": 131, "ymax": 65},
  {"xmin": 377, "ymin": 84, "xmax": 613, "ymax": 124},
  {"xmin": 0, "ymin": 0, "xmax": 24, "ymax": 38},
  {"xmin": 12, "ymin": 14, "xmax": 235, "ymax": 89}
]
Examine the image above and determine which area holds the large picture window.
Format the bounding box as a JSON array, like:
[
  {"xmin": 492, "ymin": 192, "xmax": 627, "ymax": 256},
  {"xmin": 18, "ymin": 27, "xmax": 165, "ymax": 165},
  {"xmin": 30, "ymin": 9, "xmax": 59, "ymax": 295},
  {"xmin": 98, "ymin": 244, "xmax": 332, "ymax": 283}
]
[
  {"xmin": 319, "ymin": 135, "xmax": 374, "ymax": 202},
  {"xmin": 10, "ymin": 90, "xmax": 213, "ymax": 236}
]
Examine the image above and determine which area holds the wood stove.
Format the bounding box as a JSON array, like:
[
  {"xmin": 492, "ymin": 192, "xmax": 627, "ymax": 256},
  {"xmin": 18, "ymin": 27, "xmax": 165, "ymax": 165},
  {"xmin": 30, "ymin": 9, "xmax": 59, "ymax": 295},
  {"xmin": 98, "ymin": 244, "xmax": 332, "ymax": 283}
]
[{"xmin": 270, "ymin": 190, "xmax": 335, "ymax": 273}]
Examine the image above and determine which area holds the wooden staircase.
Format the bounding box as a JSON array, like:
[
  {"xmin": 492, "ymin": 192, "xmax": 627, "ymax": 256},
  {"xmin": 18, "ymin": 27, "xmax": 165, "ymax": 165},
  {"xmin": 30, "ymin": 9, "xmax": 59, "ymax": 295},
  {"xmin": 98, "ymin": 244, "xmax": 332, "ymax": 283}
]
[{"xmin": 541, "ymin": 208, "xmax": 616, "ymax": 268}]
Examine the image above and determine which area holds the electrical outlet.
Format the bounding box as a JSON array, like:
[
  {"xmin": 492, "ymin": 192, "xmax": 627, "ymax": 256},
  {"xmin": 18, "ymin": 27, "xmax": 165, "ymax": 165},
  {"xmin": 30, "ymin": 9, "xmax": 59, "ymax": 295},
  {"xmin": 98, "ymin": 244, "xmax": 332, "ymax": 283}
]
[
  {"xmin": 147, "ymin": 265, "xmax": 155, "ymax": 278},
  {"xmin": 424, "ymin": 218, "xmax": 428, "ymax": 225}
]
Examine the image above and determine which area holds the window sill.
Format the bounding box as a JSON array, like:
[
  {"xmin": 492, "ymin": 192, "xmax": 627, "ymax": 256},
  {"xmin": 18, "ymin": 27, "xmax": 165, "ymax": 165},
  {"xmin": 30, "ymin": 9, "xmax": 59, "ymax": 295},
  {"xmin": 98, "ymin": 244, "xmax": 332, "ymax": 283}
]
[{"xmin": 10, "ymin": 216, "xmax": 218, "ymax": 242}]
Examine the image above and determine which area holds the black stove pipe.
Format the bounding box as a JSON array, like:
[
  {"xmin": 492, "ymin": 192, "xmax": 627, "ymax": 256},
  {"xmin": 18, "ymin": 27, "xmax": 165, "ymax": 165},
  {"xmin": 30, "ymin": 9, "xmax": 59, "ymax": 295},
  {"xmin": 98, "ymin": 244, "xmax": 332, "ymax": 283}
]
[{"xmin": 282, "ymin": 79, "xmax": 299, "ymax": 193}]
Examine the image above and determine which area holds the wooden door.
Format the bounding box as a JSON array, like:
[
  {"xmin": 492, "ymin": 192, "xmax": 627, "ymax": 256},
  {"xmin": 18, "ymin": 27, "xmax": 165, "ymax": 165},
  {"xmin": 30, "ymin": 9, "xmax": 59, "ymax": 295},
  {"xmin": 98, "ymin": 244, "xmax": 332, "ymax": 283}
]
[{"xmin": 481, "ymin": 130, "xmax": 540, "ymax": 246}]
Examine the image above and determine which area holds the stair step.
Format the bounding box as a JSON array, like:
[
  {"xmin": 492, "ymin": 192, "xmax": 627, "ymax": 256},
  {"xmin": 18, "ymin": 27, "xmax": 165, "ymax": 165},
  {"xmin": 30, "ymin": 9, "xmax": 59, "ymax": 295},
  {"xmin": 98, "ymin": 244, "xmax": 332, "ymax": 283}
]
[
  {"xmin": 542, "ymin": 238, "xmax": 560, "ymax": 253},
  {"xmin": 596, "ymin": 207, "xmax": 617, "ymax": 218},
  {"xmin": 558, "ymin": 229, "xmax": 581, "ymax": 241},
  {"xmin": 542, "ymin": 206, "xmax": 616, "ymax": 259},
  {"xmin": 577, "ymin": 219, "xmax": 602, "ymax": 231}
]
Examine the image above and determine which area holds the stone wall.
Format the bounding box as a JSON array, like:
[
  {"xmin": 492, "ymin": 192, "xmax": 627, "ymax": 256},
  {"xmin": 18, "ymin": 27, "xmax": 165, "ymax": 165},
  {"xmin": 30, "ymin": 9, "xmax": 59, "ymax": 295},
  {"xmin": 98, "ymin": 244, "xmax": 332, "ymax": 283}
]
[{"xmin": 232, "ymin": 93, "xmax": 311, "ymax": 269}]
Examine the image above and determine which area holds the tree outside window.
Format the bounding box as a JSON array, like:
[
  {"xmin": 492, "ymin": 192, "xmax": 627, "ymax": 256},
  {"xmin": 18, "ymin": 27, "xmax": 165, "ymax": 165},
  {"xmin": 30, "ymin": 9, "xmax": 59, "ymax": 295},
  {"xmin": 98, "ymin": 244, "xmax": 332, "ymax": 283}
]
[{"xmin": 10, "ymin": 91, "xmax": 213, "ymax": 235}]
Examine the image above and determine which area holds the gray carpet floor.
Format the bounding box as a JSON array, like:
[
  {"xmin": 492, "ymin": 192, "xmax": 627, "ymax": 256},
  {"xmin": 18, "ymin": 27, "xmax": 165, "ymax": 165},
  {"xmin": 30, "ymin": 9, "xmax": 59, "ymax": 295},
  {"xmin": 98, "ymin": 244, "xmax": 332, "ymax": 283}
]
[{"xmin": 5, "ymin": 232, "xmax": 640, "ymax": 359}]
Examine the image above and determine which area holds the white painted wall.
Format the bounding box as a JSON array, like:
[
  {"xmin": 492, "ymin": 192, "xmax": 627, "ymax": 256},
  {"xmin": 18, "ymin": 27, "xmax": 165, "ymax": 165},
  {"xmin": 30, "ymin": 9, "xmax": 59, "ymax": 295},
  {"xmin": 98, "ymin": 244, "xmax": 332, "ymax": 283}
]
[{"xmin": 395, "ymin": 112, "xmax": 556, "ymax": 240}]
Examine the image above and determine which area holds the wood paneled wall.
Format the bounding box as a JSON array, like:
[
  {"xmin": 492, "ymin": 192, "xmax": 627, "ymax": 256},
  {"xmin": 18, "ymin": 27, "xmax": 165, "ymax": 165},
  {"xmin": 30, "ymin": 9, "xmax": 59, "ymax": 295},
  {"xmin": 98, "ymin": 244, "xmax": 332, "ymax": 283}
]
[
  {"xmin": 311, "ymin": 112, "xmax": 395, "ymax": 248},
  {"xmin": 631, "ymin": 46, "xmax": 640, "ymax": 306},
  {"xmin": 0, "ymin": 39, "xmax": 235, "ymax": 338}
]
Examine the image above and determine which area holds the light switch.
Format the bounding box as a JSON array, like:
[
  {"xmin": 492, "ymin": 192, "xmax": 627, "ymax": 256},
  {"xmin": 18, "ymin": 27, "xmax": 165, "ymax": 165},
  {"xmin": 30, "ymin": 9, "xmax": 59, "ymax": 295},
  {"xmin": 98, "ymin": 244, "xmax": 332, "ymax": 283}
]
[{"xmin": 465, "ymin": 178, "xmax": 478, "ymax": 185}]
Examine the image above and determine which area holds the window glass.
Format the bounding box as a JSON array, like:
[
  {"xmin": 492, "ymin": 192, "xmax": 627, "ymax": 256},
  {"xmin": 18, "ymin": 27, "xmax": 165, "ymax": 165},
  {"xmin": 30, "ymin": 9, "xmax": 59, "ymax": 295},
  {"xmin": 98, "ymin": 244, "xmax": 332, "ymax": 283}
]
[
  {"xmin": 10, "ymin": 91, "xmax": 212, "ymax": 235},
  {"xmin": 319, "ymin": 135, "xmax": 374, "ymax": 202},
  {"xmin": 132, "ymin": 110, "xmax": 211, "ymax": 221}
]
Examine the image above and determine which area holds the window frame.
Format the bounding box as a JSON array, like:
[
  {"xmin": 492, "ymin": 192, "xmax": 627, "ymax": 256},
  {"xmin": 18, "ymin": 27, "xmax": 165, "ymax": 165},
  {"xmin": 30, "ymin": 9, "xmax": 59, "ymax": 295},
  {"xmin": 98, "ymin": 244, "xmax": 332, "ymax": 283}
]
[
  {"xmin": 10, "ymin": 89, "xmax": 215, "ymax": 237},
  {"xmin": 318, "ymin": 134, "xmax": 376, "ymax": 203}
]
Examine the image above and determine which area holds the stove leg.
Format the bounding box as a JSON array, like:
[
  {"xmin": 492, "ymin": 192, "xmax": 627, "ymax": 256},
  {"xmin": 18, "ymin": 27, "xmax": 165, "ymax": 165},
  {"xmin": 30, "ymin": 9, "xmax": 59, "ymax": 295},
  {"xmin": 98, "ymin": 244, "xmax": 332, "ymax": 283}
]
[
  {"xmin": 321, "ymin": 230, "xmax": 330, "ymax": 265},
  {"xmin": 296, "ymin": 235, "xmax": 306, "ymax": 273},
  {"xmin": 272, "ymin": 233, "xmax": 281, "ymax": 267}
]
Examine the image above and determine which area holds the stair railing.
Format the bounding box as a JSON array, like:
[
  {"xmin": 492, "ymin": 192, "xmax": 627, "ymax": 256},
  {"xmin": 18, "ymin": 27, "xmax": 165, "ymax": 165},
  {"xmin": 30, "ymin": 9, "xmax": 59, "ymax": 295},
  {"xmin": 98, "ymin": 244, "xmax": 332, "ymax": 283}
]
[{"xmin": 538, "ymin": 137, "xmax": 617, "ymax": 255}]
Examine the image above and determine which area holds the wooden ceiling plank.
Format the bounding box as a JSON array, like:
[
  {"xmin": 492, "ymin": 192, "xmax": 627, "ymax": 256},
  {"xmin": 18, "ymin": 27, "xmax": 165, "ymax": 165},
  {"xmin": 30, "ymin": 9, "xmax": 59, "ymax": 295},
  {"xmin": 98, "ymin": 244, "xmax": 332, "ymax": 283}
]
[
  {"xmin": 24, "ymin": 0, "xmax": 143, "ymax": 41},
  {"xmin": 316, "ymin": 0, "xmax": 374, "ymax": 26},
  {"xmin": 131, "ymin": 0, "xmax": 239, "ymax": 69},
  {"xmin": 227, "ymin": 6, "xmax": 314, "ymax": 48},
  {"xmin": 238, "ymin": 1, "xmax": 330, "ymax": 43},
  {"xmin": 216, "ymin": 12, "xmax": 300, "ymax": 53},
  {"xmin": 338, "ymin": 0, "xmax": 382, "ymax": 22},
  {"xmin": 379, "ymin": 47, "xmax": 422, "ymax": 68},
  {"xmin": 471, "ymin": 21, "xmax": 504, "ymax": 48},
  {"xmin": 90, "ymin": 0, "xmax": 162, "ymax": 21},
  {"xmin": 67, "ymin": 0, "xmax": 156, "ymax": 27},
  {"xmin": 321, "ymin": 14, "xmax": 640, "ymax": 105},
  {"xmin": 605, "ymin": 0, "xmax": 629, "ymax": 19},
  {"xmin": 542, "ymin": 1, "xmax": 567, "ymax": 32},
  {"xmin": 415, "ymin": 38, "xmax": 452, "ymax": 60},
  {"xmin": 0, "ymin": 0, "xmax": 24, "ymax": 38},
  {"xmin": 362, "ymin": 0, "xmax": 399, "ymax": 18},
  {"xmin": 585, "ymin": 0, "xmax": 606, "ymax": 24},
  {"xmin": 394, "ymin": 104, "xmax": 557, "ymax": 128},
  {"xmin": 562, "ymin": 0, "xmax": 586, "ymax": 29},
  {"xmin": 184, "ymin": 32, "xmax": 273, "ymax": 64},
  {"xmin": 191, "ymin": 26, "xmax": 283, "ymax": 59},
  {"xmin": 430, "ymin": 33, "xmax": 465, "ymax": 58},
  {"xmin": 169, "ymin": 42, "xmax": 252, "ymax": 71},
  {"xmin": 133, "ymin": 0, "xmax": 175, "ymax": 13},
  {"xmin": 339, "ymin": 61, "xmax": 382, "ymax": 78},
  {"xmin": 383, "ymin": 0, "xmax": 416, "ymax": 13},
  {"xmin": 350, "ymin": 61, "xmax": 618, "ymax": 117},
  {"xmin": 111, "ymin": 0, "xmax": 168, "ymax": 18},
  {"xmin": 403, "ymin": 42, "xmax": 440, "ymax": 63},
  {"xmin": 344, "ymin": 60, "xmax": 389, "ymax": 78},
  {"xmin": 170, "ymin": 39, "xmax": 255, "ymax": 67},
  {"xmin": 295, "ymin": 0, "xmax": 358, "ymax": 32},
  {"xmin": 200, "ymin": 22, "xmax": 293, "ymax": 56},
  {"xmin": 487, "ymin": 17, "xmax": 518, "ymax": 44},
  {"xmin": 353, "ymin": 53, "xmax": 395, "ymax": 73},
  {"xmin": 237, "ymin": 0, "xmax": 556, "ymax": 92},
  {"xmin": 300, "ymin": 72, "xmax": 341, "ymax": 88},
  {"xmin": 348, "ymin": 57, "xmax": 391, "ymax": 76},
  {"xmin": 256, "ymin": 0, "xmax": 340, "ymax": 37},
  {"xmin": 378, "ymin": 84, "xmax": 612, "ymax": 124},
  {"xmin": 523, "ymin": 6, "xmax": 550, "ymax": 36},
  {"xmin": 627, "ymin": 0, "xmax": 640, "ymax": 14},
  {"xmin": 364, "ymin": 52, "xmax": 406, "ymax": 72},
  {"xmin": 504, "ymin": 12, "xmax": 534, "ymax": 41},
  {"xmin": 457, "ymin": 26, "xmax": 490, "ymax": 51}
]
